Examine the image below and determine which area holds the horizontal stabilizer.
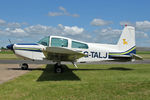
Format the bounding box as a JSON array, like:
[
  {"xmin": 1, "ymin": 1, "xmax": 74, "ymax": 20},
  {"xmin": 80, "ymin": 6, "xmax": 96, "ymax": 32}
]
[
  {"xmin": 132, "ymin": 54, "xmax": 143, "ymax": 60},
  {"xmin": 110, "ymin": 54, "xmax": 143, "ymax": 61}
]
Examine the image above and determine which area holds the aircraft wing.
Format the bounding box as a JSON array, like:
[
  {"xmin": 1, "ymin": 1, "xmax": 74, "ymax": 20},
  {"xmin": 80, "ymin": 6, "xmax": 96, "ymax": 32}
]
[{"xmin": 42, "ymin": 47, "xmax": 86, "ymax": 62}]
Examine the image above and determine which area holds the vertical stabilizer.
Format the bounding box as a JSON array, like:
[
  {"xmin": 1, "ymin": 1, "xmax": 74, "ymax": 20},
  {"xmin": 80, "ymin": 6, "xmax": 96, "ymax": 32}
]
[{"xmin": 117, "ymin": 26, "xmax": 136, "ymax": 54}]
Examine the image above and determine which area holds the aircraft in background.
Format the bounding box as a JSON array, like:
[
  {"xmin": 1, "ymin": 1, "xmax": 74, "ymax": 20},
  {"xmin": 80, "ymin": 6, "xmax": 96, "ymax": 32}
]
[{"xmin": 7, "ymin": 26, "xmax": 142, "ymax": 73}]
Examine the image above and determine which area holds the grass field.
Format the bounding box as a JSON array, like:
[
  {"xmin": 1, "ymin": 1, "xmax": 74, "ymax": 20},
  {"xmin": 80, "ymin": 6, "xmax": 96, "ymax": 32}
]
[
  {"xmin": 0, "ymin": 51, "xmax": 19, "ymax": 60},
  {"xmin": 136, "ymin": 51, "xmax": 150, "ymax": 54},
  {"xmin": 136, "ymin": 51, "xmax": 150, "ymax": 59},
  {"xmin": 0, "ymin": 54, "xmax": 19, "ymax": 60},
  {"xmin": 0, "ymin": 50, "xmax": 13, "ymax": 54},
  {"xmin": 0, "ymin": 64, "xmax": 150, "ymax": 100}
]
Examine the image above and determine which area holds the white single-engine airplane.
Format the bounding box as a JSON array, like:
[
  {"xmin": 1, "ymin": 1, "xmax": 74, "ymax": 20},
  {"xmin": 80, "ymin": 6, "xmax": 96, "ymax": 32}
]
[{"xmin": 7, "ymin": 26, "xmax": 142, "ymax": 73}]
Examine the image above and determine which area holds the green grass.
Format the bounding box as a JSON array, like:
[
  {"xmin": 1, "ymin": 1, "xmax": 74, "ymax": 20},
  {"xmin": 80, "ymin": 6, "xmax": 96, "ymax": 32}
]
[
  {"xmin": 137, "ymin": 54, "xmax": 150, "ymax": 59},
  {"xmin": 136, "ymin": 51, "xmax": 150, "ymax": 59},
  {"xmin": 0, "ymin": 50, "xmax": 20, "ymax": 59},
  {"xmin": 0, "ymin": 64, "xmax": 150, "ymax": 100},
  {"xmin": 0, "ymin": 54, "xmax": 19, "ymax": 60},
  {"xmin": 136, "ymin": 51, "xmax": 150, "ymax": 54},
  {"xmin": 0, "ymin": 50, "xmax": 13, "ymax": 54}
]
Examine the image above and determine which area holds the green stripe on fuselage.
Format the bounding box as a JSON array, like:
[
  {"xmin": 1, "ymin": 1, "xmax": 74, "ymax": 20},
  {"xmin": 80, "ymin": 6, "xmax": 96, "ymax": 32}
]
[{"xmin": 14, "ymin": 47, "xmax": 41, "ymax": 51}]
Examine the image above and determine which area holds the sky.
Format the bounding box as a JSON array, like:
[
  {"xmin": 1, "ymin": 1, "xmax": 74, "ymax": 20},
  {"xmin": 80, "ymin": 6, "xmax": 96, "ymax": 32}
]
[{"xmin": 0, "ymin": 0, "xmax": 150, "ymax": 47}]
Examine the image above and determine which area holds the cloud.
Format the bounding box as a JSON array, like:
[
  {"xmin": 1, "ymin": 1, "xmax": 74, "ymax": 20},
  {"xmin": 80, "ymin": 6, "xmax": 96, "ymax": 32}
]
[
  {"xmin": 24, "ymin": 24, "xmax": 84, "ymax": 36},
  {"xmin": 136, "ymin": 20, "xmax": 150, "ymax": 31},
  {"xmin": 23, "ymin": 24, "xmax": 90, "ymax": 43},
  {"xmin": 64, "ymin": 26, "xmax": 84, "ymax": 35},
  {"xmin": 135, "ymin": 31, "xmax": 150, "ymax": 47},
  {"xmin": 7, "ymin": 22, "xmax": 23, "ymax": 28},
  {"xmin": 0, "ymin": 28, "xmax": 28, "ymax": 37},
  {"xmin": 24, "ymin": 24, "xmax": 52, "ymax": 35},
  {"xmin": 59, "ymin": 6, "xmax": 66, "ymax": 12},
  {"xmin": 11, "ymin": 28, "xmax": 26, "ymax": 34},
  {"xmin": 1, "ymin": 18, "xmax": 150, "ymax": 47},
  {"xmin": 58, "ymin": 24, "xmax": 84, "ymax": 35},
  {"xmin": 135, "ymin": 31, "xmax": 149, "ymax": 38},
  {"xmin": 0, "ymin": 19, "xmax": 6, "ymax": 25},
  {"xmin": 95, "ymin": 28, "xmax": 121, "ymax": 37},
  {"xmin": 0, "ymin": 19, "xmax": 29, "ymax": 38},
  {"xmin": 0, "ymin": 21, "xmax": 86, "ymax": 39},
  {"xmin": 91, "ymin": 18, "xmax": 112, "ymax": 26},
  {"xmin": 1, "ymin": 20, "xmax": 149, "ymax": 45},
  {"xmin": 0, "ymin": 19, "xmax": 27, "ymax": 28},
  {"xmin": 93, "ymin": 27, "xmax": 150, "ymax": 46},
  {"xmin": 93, "ymin": 27, "xmax": 121, "ymax": 44},
  {"xmin": 48, "ymin": 6, "xmax": 79, "ymax": 17},
  {"xmin": 119, "ymin": 20, "xmax": 150, "ymax": 31},
  {"xmin": 5, "ymin": 28, "xmax": 28, "ymax": 37},
  {"xmin": 48, "ymin": 12, "xmax": 63, "ymax": 16}
]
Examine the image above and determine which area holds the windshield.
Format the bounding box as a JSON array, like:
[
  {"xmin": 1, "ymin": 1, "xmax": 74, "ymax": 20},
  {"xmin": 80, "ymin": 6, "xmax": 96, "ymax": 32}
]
[{"xmin": 37, "ymin": 36, "xmax": 50, "ymax": 46}]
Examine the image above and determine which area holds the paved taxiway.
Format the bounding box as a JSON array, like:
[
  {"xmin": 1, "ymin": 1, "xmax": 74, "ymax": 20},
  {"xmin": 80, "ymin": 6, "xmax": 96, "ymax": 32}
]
[{"xmin": 0, "ymin": 64, "xmax": 42, "ymax": 84}]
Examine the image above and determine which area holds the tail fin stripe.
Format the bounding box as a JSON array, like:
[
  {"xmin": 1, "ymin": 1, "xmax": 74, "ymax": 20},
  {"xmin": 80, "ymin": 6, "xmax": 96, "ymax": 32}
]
[{"xmin": 109, "ymin": 46, "xmax": 136, "ymax": 55}]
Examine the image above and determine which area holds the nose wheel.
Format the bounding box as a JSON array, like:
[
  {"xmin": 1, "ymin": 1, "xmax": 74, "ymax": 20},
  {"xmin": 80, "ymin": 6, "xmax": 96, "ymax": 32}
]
[
  {"xmin": 20, "ymin": 63, "xmax": 28, "ymax": 70},
  {"xmin": 54, "ymin": 63, "xmax": 63, "ymax": 73}
]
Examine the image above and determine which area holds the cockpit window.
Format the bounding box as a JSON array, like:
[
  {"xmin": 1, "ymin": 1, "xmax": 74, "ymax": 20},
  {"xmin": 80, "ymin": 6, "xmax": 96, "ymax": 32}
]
[
  {"xmin": 72, "ymin": 41, "xmax": 88, "ymax": 49},
  {"xmin": 51, "ymin": 38, "xmax": 68, "ymax": 47},
  {"xmin": 37, "ymin": 36, "xmax": 49, "ymax": 46}
]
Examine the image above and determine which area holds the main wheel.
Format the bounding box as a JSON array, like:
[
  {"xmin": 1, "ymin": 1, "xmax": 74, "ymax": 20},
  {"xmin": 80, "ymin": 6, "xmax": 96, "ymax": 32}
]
[
  {"xmin": 21, "ymin": 63, "xmax": 28, "ymax": 70},
  {"xmin": 55, "ymin": 67, "xmax": 62, "ymax": 73},
  {"xmin": 54, "ymin": 63, "xmax": 63, "ymax": 73}
]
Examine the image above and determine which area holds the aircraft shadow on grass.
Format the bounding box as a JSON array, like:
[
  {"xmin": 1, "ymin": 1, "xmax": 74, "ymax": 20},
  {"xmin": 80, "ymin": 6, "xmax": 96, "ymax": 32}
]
[
  {"xmin": 7, "ymin": 64, "xmax": 81, "ymax": 81},
  {"xmin": 8, "ymin": 64, "xmax": 134, "ymax": 81},
  {"xmin": 37, "ymin": 64, "xmax": 81, "ymax": 81},
  {"xmin": 71, "ymin": 67, "xmax": 134, "ymax": 71},
  {"xmin": 36, "ymin": 65, "xmax": 133, "ymax": 81}
]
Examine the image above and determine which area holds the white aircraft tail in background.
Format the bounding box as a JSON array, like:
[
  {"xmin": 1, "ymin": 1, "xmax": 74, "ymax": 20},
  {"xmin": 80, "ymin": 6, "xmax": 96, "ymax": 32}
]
[{"xmin": 7, "ymin": 25, "xmax": 142, "ymax": 73}]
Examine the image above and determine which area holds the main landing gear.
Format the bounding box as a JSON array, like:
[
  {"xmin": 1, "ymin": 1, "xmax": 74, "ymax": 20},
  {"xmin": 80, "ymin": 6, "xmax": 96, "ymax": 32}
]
[
  {"xmin": 20, "ymin": 62, "xmax": 76, "ymax": 73},
  {"xmin": 19, "ymin": 62, "xmax": 63, "ymax": 73},
  {"xmin": 54, "ymin": 63, "xmax": 63, "ymax": 73},
  {"xmin": 20, "ymin": 63, "xmax": 28, "ymax": 70}
]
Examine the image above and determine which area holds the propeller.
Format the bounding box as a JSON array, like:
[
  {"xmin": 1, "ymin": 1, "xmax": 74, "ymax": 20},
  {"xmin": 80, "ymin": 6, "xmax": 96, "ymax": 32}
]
[
  {"xmin": 8, "ymin": 39, "xmax": 12, "ymax": 44},
  {"xmin": 6, "ymin": 39, "xmax": 14, "ymax": 51}
]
